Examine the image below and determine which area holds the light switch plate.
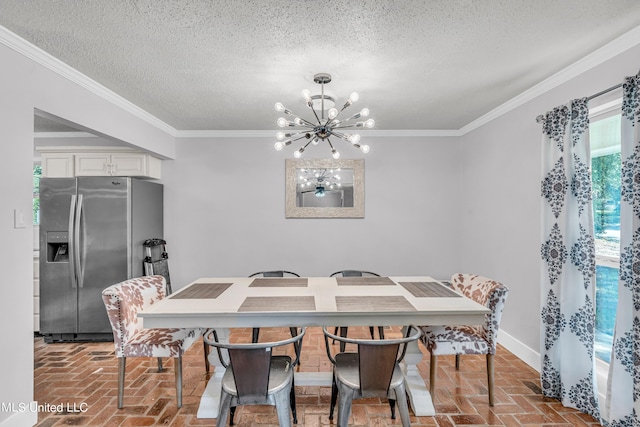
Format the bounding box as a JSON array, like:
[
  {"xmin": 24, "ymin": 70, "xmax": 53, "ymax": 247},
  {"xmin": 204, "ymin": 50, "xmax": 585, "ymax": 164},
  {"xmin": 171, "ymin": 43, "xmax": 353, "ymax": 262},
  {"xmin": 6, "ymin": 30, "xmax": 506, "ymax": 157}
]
[{"xmin": 14, "ymin": 208, "xmax": 27, "ymax": 229}]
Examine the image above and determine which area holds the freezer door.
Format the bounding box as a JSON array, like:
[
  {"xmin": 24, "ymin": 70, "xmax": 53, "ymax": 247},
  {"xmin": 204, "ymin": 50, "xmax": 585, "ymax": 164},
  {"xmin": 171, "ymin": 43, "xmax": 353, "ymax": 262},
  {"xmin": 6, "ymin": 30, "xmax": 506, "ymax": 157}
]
[
  {"xmin": 39, "ymin": 178, "xmax": 78, "ymax": 334},
  {"xmin": 76, "ymin": 177, "xmax": 130, "ymax": 334}
]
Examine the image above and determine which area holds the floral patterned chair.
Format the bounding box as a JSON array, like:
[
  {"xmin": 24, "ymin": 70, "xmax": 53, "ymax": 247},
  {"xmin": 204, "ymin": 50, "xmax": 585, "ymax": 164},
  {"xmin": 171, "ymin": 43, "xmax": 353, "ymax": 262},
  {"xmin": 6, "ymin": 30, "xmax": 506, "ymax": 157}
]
[
  {"xmin": 101, "ymin": 275, "xmax": 208, "ymax": 408},
  {"xmin": 421, "ymin": 273, "xmax": 509, "ymax": 406}
]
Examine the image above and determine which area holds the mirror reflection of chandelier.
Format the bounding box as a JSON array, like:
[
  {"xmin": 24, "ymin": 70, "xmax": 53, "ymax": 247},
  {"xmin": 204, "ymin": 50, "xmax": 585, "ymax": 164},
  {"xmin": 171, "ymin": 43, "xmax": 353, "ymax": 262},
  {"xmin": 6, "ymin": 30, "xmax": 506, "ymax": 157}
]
[
  {"xmin": 274, "ymin": 73, "xmax": 374, "ymax": 159},
  {"xmin": 298, "ymin": 168, "xmax": 342, "ymax": 198}
]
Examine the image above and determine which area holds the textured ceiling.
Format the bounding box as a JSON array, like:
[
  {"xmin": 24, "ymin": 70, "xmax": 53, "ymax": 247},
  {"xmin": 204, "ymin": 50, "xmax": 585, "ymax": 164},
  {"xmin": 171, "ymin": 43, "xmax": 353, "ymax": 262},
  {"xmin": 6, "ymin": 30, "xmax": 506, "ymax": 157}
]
[{"xmin": 3, "ymin": 0, "xmax": 640, "ymax": 132}]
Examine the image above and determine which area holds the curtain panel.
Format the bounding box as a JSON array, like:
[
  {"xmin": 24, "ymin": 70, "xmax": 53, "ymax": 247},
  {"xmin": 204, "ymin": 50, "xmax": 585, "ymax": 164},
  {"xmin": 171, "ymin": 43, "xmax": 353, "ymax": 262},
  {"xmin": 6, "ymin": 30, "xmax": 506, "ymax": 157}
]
[
  {"xmin": 540, "ymin": 98, "xmax": 601, "ymax": 420},
  {"xmin": 605, "ymin": 72, "xmax": 640, "ymax": 425}
]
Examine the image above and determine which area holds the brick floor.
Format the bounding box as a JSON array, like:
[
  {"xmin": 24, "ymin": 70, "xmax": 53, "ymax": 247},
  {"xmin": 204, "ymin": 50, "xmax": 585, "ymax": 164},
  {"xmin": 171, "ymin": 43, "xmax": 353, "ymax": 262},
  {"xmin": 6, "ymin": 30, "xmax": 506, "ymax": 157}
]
[{"xmin": 33, "ymin": 327, "xmax": 602, "ymax": 426}]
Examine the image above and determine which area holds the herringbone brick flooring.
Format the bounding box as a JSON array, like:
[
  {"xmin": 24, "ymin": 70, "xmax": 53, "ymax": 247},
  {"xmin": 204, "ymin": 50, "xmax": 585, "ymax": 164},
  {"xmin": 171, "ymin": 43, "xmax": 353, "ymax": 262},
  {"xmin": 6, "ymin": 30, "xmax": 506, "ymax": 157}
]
[{"xmin": 34, "ymin": 327, "xmax": 602, "ymax": 426}]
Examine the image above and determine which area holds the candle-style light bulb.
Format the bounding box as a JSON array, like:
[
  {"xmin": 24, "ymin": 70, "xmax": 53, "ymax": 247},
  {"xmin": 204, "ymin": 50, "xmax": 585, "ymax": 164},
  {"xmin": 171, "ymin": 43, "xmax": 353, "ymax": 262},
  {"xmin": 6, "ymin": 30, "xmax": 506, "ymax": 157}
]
[
  {"xmin": 274, "ymin": 141, "xmax": 284, "ymax": 151},
  {"xmin": 360, "ymin": 144, "xmax": 370, "ymax": 153},
  {"xmin": 277, "ymin": 117, "xmax": 288, "ymax": 127},
  {"xmin": 332, "ymin": 149, "xmax": 340, "ymax": 159},
  {"xmin": 364, "ymin": 119, "xmax": 375, "ymax": 128},
  {"xmin": 275, "ymin": 102, "xmax": 285, "ymax": 112}
]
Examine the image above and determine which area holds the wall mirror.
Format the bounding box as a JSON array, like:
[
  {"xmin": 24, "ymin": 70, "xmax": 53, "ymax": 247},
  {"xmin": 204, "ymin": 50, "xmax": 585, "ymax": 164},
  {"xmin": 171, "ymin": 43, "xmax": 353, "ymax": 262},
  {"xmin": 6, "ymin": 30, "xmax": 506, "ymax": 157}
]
[{"xmin": 285, "ymin": 158, "xmax": 364, "ymax": 218}]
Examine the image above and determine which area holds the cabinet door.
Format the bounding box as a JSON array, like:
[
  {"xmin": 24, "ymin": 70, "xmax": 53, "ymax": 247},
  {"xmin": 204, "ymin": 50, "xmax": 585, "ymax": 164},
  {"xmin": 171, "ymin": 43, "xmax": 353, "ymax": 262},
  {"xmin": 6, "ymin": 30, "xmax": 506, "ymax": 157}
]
[
  {"xmin": 42, "ymin": 154, "xmax": 74, "ymax": 177},
  {"xmin": 110, "ymin": 153, "xmax": 147, "ymax": 176},
  {"xmin": 75, "ymin": 153, "xmax": 111, "ymax": 176}
]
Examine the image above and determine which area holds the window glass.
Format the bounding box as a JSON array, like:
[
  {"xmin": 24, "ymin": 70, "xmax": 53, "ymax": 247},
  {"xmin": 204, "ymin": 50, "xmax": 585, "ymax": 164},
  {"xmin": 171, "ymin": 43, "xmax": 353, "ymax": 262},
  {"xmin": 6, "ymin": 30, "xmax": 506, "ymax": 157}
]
[{"xmin": 591, "ymin": 113, "xmax": 621, "ymax": 363}]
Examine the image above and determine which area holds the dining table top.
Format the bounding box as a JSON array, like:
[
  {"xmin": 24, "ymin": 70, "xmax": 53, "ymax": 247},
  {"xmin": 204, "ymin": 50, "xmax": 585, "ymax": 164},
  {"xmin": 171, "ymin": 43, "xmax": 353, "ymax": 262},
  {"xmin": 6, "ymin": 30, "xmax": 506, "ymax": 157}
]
[{"xmin": 138, "ymin": 276, "xmax": 490, "ymax": 329}]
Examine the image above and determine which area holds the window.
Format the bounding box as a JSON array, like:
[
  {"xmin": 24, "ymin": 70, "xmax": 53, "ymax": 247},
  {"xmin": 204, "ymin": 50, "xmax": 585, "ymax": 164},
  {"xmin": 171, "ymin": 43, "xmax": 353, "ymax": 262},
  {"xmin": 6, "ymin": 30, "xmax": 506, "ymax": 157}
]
[
  {"xmin": 33, "ymin": 164, "xmax": 41, "ymax": 225},
  {"xmin": 590, "ymin": 110, "xmax": 621, "ymax": 363}
]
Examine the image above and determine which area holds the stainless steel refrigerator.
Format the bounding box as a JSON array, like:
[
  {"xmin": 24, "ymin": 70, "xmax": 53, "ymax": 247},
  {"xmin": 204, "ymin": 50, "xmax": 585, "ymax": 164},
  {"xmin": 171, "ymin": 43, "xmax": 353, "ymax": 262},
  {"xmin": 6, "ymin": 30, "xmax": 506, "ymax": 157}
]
[{"xmin": 39, "ymin": 177, "xmax": 163, "ymax": 342}]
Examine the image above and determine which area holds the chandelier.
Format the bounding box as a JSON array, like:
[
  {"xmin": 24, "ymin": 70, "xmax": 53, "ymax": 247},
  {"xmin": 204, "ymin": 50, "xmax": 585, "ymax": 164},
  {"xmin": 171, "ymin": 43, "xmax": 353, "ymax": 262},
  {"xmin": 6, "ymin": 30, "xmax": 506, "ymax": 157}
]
[
  {"xmin": 274, "ymin": 73, "xmax": 374, "ymax": 159},
  {"xmin": 298, "ymin": 167, "xmax": 342, "ymax": 198}
]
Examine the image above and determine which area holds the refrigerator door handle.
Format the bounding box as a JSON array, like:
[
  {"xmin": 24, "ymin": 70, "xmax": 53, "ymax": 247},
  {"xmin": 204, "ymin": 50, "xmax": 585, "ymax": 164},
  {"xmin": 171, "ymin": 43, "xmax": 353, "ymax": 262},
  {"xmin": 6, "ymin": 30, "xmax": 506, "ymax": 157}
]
[
  {"xmin": 74, "ymin": 194, "xmax": 84, "ymax": 288},
  {"xmin": 68, "ymin": 195, "xmax": 78, "ymax": 289}
]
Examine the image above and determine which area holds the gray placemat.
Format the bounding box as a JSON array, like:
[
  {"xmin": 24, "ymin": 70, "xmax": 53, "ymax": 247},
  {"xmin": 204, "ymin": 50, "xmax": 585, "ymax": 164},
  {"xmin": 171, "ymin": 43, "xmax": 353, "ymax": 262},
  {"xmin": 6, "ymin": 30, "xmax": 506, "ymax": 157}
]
[
  {"xmin": 335, "ymin": 296, "xmax": 416, "ymax": 312},
  {"xmin": 335, "ymin": 276, "xmax": 396, "ymax": 286},
  {"xmin": 238, "ymin": 296, "xmax": 316, "ymax": 312},
  {"xmin": 249, "ymin": 278, "xmax": 308, "ymax": 287},
  {"xmin": 399, "ymin": 282, "xmax": 462, "ymax": 298},
  {"xmin": 170, "ymin": 283, "xmax": 232, "ymax": 299}
]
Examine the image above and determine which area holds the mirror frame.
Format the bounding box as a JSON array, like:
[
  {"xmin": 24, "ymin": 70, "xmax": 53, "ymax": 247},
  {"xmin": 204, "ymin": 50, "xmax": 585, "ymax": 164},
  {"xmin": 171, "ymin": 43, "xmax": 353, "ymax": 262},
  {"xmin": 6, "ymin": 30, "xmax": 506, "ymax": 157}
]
[{"xmin": 285, "ymin": 158, "xmax": 364, "ymax": 218}]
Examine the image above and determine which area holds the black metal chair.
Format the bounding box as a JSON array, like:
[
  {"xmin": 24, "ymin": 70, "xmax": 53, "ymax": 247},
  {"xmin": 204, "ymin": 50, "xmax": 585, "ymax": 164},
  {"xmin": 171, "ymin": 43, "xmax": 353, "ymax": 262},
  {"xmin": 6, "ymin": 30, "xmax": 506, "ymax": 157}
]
[
  {"xmin": 329, "ymin": 270, "xmax": 385, "ymax": 345},
  {"xmin": 204, "ymin": 327, "xmax": 306, "ymax": 426},
  {"xmin": 323, "ymin": 325, "xmax": 422, "ymax": 426}
]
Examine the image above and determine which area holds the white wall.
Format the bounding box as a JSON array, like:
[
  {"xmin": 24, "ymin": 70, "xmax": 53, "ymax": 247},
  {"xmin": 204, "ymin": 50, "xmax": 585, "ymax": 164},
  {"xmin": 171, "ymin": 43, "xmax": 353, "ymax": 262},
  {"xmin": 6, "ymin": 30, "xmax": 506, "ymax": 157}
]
[
  {"xmin": 163, "ymin": 135, "xmax": 461, "ymax": 285},
  {"xmin": 0, "ymin": 40, "xmax": 174, "ymax": 426}
]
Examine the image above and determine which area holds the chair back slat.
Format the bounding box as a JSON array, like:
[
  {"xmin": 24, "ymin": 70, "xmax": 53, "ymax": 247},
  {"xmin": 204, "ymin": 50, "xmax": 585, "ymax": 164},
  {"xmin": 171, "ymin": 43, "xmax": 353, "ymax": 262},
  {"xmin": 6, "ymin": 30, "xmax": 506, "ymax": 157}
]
[
  {"xmin": 330, "ymin": 270, "xmax": 381, "ymax": 277},
  {"xmin": 262, "ymin": 271, "xmax": 285, "ymax": 277},
  {"xmin": 342, "ymin": 270, "xmax": 363, "ymax": 277},
  {"xmin": 358, "ymin": 343, "xmax": 400, "ymax": 397},
  {"xmin": 249, "ymin": 270, "xmax": 301, "ymax": 277},
  {"xmin": 228, "ymin": 348, "xmax": 272, "ymax": 404}
]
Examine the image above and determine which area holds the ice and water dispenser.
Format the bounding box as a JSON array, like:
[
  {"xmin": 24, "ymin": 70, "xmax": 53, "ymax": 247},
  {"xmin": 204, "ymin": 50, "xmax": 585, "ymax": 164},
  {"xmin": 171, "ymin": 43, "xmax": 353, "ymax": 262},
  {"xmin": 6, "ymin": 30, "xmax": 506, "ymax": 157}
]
[{"xmin": 46, "ymin": 231, "xmax": 69, "ymax": 263}]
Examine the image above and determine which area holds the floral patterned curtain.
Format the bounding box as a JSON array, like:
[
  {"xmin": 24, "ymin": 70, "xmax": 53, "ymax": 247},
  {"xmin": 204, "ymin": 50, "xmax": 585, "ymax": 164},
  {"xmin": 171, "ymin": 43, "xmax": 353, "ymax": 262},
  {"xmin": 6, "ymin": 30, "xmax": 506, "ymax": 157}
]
[
  {"xmin": 605, "ymin": 72, "xmax": 640, "ymax": 425},
  {"xmin": 540, "ymin": 98, "xmax": 600, "ymax": 420}
]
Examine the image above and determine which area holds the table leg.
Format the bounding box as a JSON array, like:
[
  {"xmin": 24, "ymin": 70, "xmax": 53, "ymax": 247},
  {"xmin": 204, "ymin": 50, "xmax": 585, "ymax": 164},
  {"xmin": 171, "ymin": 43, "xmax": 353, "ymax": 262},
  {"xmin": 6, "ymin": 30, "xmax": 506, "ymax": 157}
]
[
  {"xmin": 197, "ymin": 328, "xmax": 230, "ymax": 419},
  {"xmin": 401, "ymin": 336, "xmax": 436, "ymax": 416}
]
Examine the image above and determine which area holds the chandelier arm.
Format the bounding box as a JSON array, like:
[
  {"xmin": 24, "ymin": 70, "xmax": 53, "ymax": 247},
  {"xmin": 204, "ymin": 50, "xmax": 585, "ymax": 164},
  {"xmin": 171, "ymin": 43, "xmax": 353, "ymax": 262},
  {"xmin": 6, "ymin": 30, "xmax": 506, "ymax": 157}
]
[
  {"xmin": 300, "ymin": 139, "xmax": 314, "ymax": 151},
  {"xmin": 330, "ymin": 131, "xmax": 351, "ymax": 142},
  {"xmin": 288, "ymin": 130, "xmax": 309, "ymax": 138},
  {"xmin": 331, "ymin": 123, "xmax": 358, "ymax": 129},
  {"xmin": 307, "ymin": 103, "xmax": 322, "ymax": 124},
  {"xmin": 340, "ymin": 101, "xmax": 354, "ymax": 113},
  {"xmin": 294, "ymin": 123, "xmax": 316, "ymax": 129}
]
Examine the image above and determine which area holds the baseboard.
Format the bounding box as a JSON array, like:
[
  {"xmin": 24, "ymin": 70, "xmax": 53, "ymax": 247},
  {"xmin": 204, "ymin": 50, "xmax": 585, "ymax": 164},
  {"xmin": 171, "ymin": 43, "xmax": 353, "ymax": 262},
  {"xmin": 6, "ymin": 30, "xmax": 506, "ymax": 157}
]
[
  {"xmin": 499, "ymin": 331, "xmax": 609, "ymax": 416},
  {"xmin": 0, "ymin": 409, "xmax": 38, "ymax": 427},
  {"xmin": 498, "ymin": 330, "xmax": 541, "ymax": 372}
]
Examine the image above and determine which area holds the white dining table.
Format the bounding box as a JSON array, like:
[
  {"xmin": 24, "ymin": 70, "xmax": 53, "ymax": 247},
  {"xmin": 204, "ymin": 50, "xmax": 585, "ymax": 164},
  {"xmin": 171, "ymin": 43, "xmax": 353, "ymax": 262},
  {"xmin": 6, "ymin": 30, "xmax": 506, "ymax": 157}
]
[{"xmin": 138, "ymin": 276, "xmax": 490, "ymax": 418}]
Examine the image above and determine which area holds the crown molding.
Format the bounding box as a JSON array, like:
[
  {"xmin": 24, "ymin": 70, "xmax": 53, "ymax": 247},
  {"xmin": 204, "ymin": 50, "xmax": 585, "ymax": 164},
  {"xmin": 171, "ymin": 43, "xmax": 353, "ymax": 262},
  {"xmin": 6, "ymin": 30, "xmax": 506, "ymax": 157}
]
[
  {"xmin": 3, "ymin": 22, "xmax": 639, "ymax": 140},
  {"xmin": 0, "ymin": 25, "xmax": 178, "ymax": 137},
  {"xmin": 459, "ymin": 25, "xmax": 640, "ymax": 135},
  {"xmin": 174, "ymin": 128, "xmax": 463, "ymax": 139}
]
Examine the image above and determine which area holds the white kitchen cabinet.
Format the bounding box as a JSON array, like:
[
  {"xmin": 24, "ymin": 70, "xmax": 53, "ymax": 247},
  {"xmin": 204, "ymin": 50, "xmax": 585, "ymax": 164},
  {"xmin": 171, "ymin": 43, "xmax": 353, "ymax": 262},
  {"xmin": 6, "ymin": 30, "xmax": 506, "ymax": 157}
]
[
  {"xmin": 37, "ymin": 147, "xmax": 161, "ymax": 179},
  {"xmin": 75, "ymin": 152, "xmax": 160, "ymax": 178},
  {"xmin": 41, "ymin": 153, "xmax": 74, "ymax": 177}
]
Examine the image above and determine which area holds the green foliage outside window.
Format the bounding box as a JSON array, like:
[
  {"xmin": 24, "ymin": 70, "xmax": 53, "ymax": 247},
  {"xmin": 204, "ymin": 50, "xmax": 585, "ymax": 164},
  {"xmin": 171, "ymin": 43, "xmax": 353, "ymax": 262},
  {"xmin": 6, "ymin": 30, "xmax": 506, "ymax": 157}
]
[
  {"xmin": 33, "ymin": 165, "xmax": 41, "ymax": 225},
  {"xmin": 591, "ymin": 152, "xmax": 621, "ymax": 236}
]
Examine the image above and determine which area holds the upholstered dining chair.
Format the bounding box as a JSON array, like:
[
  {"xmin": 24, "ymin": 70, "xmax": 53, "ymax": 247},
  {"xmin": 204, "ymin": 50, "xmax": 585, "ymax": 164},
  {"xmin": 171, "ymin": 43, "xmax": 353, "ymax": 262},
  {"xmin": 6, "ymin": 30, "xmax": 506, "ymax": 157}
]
[
  {"xmin": 101, "ymin": 275, "xmax": 208, "ymax": 408},
  {"xmin": 204, "ymin": 327, "xmax": 306, "ymax": 427},
  {"xmin": 323, "ymin": 325, "xmax": 422, "ymax": 427},
  {"xmin": 248, "ymin": 270, "xmax": 302, "ymax": 360},
  {"xmin": 421, "ymin": 273, "xmax": 509, "ymax": 406},
  {"xmin": 329, "ymin": 270, "xmax": 385, "ymax": 347}
]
